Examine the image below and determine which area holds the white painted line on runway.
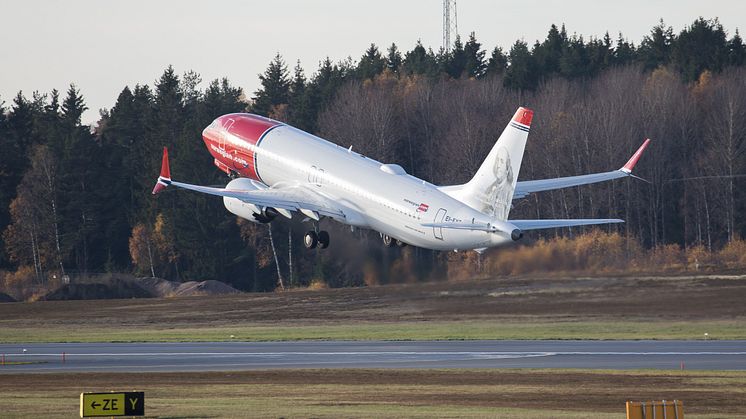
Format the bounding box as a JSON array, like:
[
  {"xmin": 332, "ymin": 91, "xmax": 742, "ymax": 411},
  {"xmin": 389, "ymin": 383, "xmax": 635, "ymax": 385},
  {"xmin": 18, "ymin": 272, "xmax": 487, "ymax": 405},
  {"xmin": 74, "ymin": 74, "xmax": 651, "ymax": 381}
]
[
  {"xmin": 8, "ymin": 351, "xmax": 746, "ymax": 357},
  {"xmin": 9, "ymin": 351, "xmax": 551, "ymax": 356}
]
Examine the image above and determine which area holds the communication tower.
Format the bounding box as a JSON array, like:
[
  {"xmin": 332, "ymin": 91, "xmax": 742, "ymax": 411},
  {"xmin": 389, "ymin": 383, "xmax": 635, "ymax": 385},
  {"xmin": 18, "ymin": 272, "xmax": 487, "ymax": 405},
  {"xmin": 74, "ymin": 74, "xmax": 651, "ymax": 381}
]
[{"xmin": 442, "ymin": 0, "xmax": 458, "ymax": 52}]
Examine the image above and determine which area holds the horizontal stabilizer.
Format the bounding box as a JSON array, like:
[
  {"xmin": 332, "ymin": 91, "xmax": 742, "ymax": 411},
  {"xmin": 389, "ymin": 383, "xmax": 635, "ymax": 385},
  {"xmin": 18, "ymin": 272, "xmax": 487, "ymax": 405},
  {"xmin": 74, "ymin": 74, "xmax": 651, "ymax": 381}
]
[{"xmin": 510, "ymin": 219, "xmax": 623, "ymax": 230}]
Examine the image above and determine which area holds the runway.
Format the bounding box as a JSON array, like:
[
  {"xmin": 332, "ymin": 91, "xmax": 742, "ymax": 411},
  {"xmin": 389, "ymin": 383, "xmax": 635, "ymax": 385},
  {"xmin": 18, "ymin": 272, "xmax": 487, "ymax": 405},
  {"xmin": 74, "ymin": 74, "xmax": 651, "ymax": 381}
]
[{"xmin": 1, "ymin": 340, "xmax": 744, "ymax": 372}]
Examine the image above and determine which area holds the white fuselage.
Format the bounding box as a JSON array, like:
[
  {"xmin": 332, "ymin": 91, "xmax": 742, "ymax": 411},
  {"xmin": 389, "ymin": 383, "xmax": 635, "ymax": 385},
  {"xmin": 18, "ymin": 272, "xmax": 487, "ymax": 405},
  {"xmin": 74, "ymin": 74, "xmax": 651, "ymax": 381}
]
[{"xmin": 250, "ymin": 125, "xmax": 510, "ymax": 250}]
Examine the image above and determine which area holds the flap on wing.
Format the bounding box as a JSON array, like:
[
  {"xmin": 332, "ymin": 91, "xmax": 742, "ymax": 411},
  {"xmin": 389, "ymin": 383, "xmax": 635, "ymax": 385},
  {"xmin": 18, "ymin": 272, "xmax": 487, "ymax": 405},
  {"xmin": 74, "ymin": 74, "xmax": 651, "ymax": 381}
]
[{"xmin": 510, "ymin": 218, "xmax": 623, "ymax": 230}]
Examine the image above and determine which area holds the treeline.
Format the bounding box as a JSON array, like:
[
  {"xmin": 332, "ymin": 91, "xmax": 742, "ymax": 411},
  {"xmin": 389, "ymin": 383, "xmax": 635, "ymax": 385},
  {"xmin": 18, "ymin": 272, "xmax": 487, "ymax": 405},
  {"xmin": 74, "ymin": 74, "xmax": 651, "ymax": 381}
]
[{"xmin": 1, "ymin": 18, "xmax": 745, "ymax": 297}]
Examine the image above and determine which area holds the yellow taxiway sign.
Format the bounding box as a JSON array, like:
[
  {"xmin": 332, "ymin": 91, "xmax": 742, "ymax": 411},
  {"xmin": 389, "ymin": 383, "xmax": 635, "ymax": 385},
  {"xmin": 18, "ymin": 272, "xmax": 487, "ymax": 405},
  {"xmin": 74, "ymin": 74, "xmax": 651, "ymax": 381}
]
[{"xmin": 80, "ymin": 392, "xmax": 144, "ymax": 417}]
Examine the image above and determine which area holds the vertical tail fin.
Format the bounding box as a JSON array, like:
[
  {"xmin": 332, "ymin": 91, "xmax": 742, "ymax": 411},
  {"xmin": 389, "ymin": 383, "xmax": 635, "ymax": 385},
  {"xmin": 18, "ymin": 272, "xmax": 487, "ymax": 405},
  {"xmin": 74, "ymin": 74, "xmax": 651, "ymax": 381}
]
[{"xmin": 445, "ymin": 107, "xmax": 532, "ymax": 220}]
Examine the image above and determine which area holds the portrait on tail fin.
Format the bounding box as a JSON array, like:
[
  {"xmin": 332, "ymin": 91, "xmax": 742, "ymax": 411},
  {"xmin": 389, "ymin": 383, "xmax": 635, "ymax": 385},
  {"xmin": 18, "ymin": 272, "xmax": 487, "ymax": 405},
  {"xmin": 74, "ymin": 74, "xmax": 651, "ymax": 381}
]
[{"xmin": 482, "ymin": 146, "xmax": 514, "ymax": 220}]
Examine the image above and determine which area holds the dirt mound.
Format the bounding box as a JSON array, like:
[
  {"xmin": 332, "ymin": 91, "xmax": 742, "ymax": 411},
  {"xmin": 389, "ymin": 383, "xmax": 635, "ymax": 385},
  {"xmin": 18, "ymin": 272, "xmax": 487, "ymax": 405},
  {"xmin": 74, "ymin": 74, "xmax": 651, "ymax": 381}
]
[
  {"xmin": 0, "ymin": 292, "xmax": 16, "ymax": 303},
  {"xmin": 137, "ymin": 277, "xmax": 180, "ymax": 297},
  {"xmin": 137, "ymin": 277, "xmax": 241, "ymax": 297},
  {"xmin": 41, "ymin": 279, "xmax": 151, "ymax": 301},
  {"xmin": 171, "ymin": 280, "xmax": 242, "ymax": 297}
]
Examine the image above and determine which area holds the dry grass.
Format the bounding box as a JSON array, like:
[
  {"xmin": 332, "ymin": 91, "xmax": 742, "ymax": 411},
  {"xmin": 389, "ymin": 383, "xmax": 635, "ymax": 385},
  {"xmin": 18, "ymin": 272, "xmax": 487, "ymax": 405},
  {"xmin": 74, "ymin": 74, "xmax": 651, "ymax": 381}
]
[
  {"xmin": 2, "ymin": 369, "xmax": 745, "ymax": 418},
  {"xmin": 473, "ymin": 231, "xmax": 746, "ymax": 277},
  {"xmin": 1, "ymin": 274, "xmax": 745, "ymax": 342}
]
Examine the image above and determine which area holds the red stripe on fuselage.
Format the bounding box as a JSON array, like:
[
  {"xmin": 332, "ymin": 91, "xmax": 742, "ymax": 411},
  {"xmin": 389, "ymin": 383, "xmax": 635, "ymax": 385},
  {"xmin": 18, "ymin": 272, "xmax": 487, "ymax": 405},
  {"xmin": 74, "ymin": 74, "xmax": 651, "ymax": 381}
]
[{"xmin": 202, "ymin": 113, "xmax": 281, "ymax": 181}]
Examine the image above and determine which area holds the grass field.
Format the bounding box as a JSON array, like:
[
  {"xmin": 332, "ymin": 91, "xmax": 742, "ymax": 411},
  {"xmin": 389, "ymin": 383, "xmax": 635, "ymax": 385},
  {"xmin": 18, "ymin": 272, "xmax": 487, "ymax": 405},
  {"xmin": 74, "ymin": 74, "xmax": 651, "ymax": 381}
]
[
  {"xmin": 2, "ymin": 369, "xmax": 745, "ymax": 418},
  {"xmin": 2, "ymin": 274, "xmax": 745, "ymax": 418},
  {"xmin": 1, "ymin": 274, "xmax": 745, "ymax": 342},
  {"xmin": 0, "ymin": 319, "xmax": 742, "ymax": 343}
]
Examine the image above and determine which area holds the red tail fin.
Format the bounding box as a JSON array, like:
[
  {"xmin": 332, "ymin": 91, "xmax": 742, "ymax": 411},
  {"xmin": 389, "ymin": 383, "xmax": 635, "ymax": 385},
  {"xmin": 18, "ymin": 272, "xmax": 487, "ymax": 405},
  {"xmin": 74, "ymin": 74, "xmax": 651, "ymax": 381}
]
[
  {"xmin": 152, "ymin": 147, "xmax": 171, "ymax": 194},
  {"xmin": 512, "ymin": 107, "xmax": 534, "ymax": 127}
]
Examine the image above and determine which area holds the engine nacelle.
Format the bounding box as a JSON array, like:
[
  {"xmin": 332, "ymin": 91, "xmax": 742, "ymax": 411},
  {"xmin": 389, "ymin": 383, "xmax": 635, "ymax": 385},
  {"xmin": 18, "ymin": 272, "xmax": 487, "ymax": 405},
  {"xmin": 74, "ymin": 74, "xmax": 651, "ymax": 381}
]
[
  {"xmin": 222, "ymin": 178, "xmax": 277, "ymax": 223},
  {"xmin": 490, "ymin": 220, "xmax": 524, "ymax": 242}
]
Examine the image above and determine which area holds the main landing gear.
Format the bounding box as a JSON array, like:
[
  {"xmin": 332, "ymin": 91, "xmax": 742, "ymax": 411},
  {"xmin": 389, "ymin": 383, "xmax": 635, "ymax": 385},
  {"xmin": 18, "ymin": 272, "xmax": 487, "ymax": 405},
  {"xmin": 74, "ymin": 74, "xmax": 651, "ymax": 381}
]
[
  {"xmin": 382, "ymin": 234, "xmax": 407, "ymax": 248},
  {"xmin": 304, "ymin": 230, "xmax": 330, "ymax": 249}
]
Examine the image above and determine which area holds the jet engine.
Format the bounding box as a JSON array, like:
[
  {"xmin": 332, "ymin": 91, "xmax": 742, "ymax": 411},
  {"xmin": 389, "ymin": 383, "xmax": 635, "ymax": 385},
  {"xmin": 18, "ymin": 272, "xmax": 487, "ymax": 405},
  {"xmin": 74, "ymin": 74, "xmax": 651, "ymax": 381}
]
[
  {"xmin": 490, "ymin": 220, "xmax": 524, "ymax": 242},
  {"xmin": 222, "ymin": 178, "xmax": 277, "ymax": 223}
]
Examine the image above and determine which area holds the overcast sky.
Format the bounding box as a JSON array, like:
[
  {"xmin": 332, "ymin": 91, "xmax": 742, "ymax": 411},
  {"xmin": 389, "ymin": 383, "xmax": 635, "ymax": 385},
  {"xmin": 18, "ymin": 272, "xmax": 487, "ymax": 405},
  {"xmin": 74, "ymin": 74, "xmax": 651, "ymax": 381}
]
[{"xmin": 1, "ymin": 1, "xmax": 744, "ymax": 124}]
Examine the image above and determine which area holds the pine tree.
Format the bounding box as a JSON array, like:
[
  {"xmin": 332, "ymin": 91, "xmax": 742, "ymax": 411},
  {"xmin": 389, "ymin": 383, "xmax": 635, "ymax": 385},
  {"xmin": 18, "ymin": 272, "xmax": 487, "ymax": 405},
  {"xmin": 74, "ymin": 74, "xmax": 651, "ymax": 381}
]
[
  {"xmin": 533, "ymin": 24, "xmax": 568, "ymax": 76},
  {"xmin": 639, "ymin": 19, "xmax": 675, "ymax": 70},
  {"xmin": 56, "ymin": 84, "xmax": 103, "ymax": 272},
  {"xmin": 202, "ymin": 78, "xmax": 244, "ymax": 118},
  {"xmin": 357, "ymin": 43, "xmax": 386, "ymax": 80},
  {"xmin": 95, "ymin": 87, "xmax": 138, "ymax": 270},
  {"xmin": 146, "ymin": 68, "xmax": 187, "ymax": 278},
  {"xmin": 504, "ymin": 40, "xmax": 538, "ymax": 90},
  {"xmin": 613, "ymin": 33, "xmax": 636, "ymax": 65},
  {"xmin": 252, "ymin": 53, "xmax": 290, "ymax": 116},
  {"xmin": 486, "ymin": 47, "xmax": 508, "ymax": 76},
  {"xmin": 287, "ymin": 61, "xmax": 313, "ymax": 130},
  {"xmin": 306, "ymin": 57, "xmax": 348, "ymax": 131},
  {"xmin": 386, "ymin": 43, "xmax": 403, "ymax": 74},
  {"xmin": 402, "ymin": 40, "xmax": 438, "ymax": 76},
  {"xmin": 594, "ymin": 32, "xmax": 615, "ymax": 70},
  {"xmin": 0, "ymin": 93, "xmax": 36, "ymax": 268},
  {"xmin": 673, "ymin": 18, "xmax": 729, "ymax": 82},
  {"xmin": 560, "ymin": 35, "xmax": 590, "ymax": 79},
  {"xmin": 125, "ymin": 84, "xmax": 156, "ymax": 223},
  {"xmin": 729, "ymin": 29, "xmax": 746, "ymax": 66},
  {"xmin": 463, "ymin": 32, "xmax": 486, "ymax": 78},
  {"xmin": 446, "ymin": 35, "xmax": 467, "ymax": 78},
  {"xmin": 61, "ymin": 84, "xmax": 87, "ymax": 127}
]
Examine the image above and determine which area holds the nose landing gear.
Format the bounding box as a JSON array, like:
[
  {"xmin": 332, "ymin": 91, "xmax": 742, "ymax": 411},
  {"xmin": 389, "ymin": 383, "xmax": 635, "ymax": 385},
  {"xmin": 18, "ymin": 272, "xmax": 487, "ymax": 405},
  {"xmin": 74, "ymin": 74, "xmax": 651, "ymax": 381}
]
[{"xmin": 304, "ymin": 230, "xmax": 330, "ymax": 249}]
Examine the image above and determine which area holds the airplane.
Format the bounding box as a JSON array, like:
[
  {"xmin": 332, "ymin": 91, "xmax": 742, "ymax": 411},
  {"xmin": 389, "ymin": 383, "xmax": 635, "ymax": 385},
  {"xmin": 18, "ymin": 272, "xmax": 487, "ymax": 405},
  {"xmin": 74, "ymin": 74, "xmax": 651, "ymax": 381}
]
[{"xmin": 153, "ymin": 107, "xmax": 650, "ymax": 252}]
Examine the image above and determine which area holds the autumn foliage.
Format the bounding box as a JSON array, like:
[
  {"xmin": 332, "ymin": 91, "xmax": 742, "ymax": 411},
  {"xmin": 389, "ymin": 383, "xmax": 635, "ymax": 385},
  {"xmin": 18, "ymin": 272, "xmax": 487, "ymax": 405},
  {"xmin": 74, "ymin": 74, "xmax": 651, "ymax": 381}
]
[{"xmin": 466, "ymin": 231, "xmax": 746, "ymax": 277}]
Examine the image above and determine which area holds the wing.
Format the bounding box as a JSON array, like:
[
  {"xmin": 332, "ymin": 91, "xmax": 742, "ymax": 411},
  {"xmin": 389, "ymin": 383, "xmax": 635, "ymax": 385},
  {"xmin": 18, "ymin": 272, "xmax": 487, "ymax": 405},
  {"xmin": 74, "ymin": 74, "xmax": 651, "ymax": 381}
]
[
  {"xmin": 152, "ymin": 147, "xmax": 345, "ymax": 219},
  {"xmin": 513, "ymin": 139, "xmax": 650, "ymax": 199},
  {"xmin": 169, "ymin": 180, "xmax": 346, "ymax": 219},
  {"xmin": 510, "ymin": 219, "xmax": 623, "ymax": 230}
]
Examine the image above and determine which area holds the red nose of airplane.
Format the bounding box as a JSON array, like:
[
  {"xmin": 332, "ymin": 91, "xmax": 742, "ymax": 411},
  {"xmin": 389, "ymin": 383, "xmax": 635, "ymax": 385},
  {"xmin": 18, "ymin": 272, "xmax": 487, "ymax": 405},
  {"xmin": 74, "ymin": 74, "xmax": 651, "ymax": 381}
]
[{"xmin": 201, "ymin": 114, "xmax": 284, "ymax": 181}]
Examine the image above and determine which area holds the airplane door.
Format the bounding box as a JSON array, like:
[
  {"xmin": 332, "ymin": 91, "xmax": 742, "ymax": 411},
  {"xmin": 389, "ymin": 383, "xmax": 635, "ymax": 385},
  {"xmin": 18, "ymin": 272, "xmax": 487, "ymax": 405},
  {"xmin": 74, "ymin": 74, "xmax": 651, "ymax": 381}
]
[
  {"xmin": 219, "ymin": 118, "xmax": 234, "ymax": 150},
  {"xmin": 433, "ymin": 208, "xmax": 446, "ymax": 240}
]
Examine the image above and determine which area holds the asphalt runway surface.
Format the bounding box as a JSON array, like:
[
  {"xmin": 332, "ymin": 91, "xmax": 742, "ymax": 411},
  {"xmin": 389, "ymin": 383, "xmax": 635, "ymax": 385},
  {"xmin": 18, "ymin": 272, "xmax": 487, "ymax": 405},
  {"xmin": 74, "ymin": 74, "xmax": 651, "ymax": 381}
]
[{"xmin": 1, "ymin": 341, "xmax": 744, "ymax": 372}]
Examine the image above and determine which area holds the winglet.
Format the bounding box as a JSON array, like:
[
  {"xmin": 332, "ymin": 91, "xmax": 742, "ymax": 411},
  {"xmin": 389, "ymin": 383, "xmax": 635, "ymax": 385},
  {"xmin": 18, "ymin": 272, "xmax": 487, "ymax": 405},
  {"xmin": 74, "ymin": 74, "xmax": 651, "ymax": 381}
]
[
  {"xmin": 621, "ymin": 139, "xmax": 651, "ymax": 173},
  {"xmin": 152, "ymin": 147, "xmax": 172, "ymax": 194}
]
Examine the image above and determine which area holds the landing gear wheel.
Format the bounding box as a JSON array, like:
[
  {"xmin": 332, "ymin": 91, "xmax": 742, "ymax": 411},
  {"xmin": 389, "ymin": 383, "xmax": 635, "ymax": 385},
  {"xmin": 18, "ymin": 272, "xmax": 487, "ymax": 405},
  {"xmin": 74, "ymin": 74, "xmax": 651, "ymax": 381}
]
[
  {"xmin": 382, "ymin": 234, "xmax": 395, "ymax": 247},
  {"xmin": 317, "ymin": 231, "xmax": 330, "ymax": 249},
  {"xmin": 396, "ymin": 239, "xmax": 407, "ymax": 247},
  {"xmin": 304, "ymin": 231, "xmax": 318, "ymax": 249}
]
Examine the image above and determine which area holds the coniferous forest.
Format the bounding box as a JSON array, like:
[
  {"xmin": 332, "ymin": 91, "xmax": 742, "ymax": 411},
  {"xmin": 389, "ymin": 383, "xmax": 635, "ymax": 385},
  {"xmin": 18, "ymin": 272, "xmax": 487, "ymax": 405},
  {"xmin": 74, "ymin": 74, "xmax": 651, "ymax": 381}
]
[{"xmin": 1, "ymin": 18, "xmax": 745, "ymax": 296}]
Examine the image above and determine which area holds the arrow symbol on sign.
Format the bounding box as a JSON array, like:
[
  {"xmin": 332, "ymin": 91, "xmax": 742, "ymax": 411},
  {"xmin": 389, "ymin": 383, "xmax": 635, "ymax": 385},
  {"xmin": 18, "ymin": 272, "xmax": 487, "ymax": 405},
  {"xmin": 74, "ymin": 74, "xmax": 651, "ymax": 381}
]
[{"xmin": 91, "ymin": 401, "xmax": 100, "ymax": 409}]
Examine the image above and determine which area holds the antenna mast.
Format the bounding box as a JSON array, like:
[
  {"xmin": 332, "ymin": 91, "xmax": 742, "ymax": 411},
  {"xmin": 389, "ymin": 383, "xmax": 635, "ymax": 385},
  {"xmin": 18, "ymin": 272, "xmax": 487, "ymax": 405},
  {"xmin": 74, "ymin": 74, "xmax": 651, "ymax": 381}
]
[{"xmin": 442, "ymin": 0, "xmax": 458, "ymax": 52}]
